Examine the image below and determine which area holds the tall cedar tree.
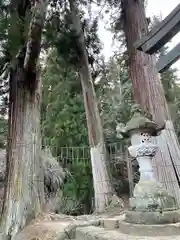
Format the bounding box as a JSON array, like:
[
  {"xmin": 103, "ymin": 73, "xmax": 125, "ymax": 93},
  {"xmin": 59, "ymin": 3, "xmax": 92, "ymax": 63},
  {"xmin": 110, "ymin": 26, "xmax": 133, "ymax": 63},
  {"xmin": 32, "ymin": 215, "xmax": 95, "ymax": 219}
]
[
  {"xmin": 0, "ymin": 0, "xmax": 47, "ymax": 237},
  {"xmin": 121, "ymin": 0, "xmax": 180, "ymax": 201},
  {"xmin": 69, "ymin": 0, "xmax": 118, "ymax": 212}
]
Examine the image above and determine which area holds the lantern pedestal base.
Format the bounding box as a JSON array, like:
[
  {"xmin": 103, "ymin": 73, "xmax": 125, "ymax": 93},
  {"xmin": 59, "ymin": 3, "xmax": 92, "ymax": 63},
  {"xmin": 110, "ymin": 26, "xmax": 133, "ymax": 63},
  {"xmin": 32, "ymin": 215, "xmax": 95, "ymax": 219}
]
[
  {"xmin": 125, "ymin": 209, "xmax": 180, "ymax": 224},
  {"xmin": 126, "ymin": 180, "xmax": 179, "ymax": 224}
]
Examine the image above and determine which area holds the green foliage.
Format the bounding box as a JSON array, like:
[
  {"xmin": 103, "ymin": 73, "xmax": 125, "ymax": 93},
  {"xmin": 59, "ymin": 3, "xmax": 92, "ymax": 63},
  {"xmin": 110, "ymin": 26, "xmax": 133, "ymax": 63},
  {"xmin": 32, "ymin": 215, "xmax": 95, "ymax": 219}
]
[
  {"xmin": 44, "ymin": 0, "xmax": 102, "ymax": 73},
  {"xmin": 2, "ymin": 0, "xmax": 180, "ymax": 215},
  {"xmin": 41, "ymin": 50, "xmax": 88, "ymax": 151},
  {"xmin": 98, "ymin": 54, "xmax": 133, "ymax": 143},
  {"xmin": 59, "ymin": 161, "xmax": 93, "ymax": 215}
]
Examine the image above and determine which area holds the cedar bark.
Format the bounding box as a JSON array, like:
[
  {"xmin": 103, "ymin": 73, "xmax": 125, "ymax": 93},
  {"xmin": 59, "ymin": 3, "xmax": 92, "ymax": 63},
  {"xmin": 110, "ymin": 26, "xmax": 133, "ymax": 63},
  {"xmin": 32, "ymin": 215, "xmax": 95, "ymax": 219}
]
[
  {"xmin": 1, "ymin": 65, "xmax": 44, "ymax": 238},
  {"xmin": 69, "ymin": 0, "xmax": 114, "ymax": 212},
  {"xmin": 0, "ymin": 0, "xmax": 47, "ymax": 237},
  {"xmin": 122, "ymin": 0, "xmax": 180, "ymax": 202}
]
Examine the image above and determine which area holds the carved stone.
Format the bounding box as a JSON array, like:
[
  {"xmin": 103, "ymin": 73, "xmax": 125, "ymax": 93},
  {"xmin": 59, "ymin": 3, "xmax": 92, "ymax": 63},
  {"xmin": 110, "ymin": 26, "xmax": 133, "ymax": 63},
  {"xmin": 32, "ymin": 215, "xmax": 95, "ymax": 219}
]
[{"xmin": 120, "ymin": 109, "xmax": 180, "ymax": 224}]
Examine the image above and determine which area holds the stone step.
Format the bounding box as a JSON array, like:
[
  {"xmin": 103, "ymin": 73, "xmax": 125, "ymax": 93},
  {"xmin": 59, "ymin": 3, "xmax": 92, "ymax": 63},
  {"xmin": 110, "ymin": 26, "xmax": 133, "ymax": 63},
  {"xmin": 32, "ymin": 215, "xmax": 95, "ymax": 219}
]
[
  {"xmin": 100, "ymin": 214, "xmax": 125, "ymax": 229},
  {"xmin": 117, "ymin": 220, "xmax": 180, "ymax": 236},
  {"xmin": 99, "ymin": 214, "xmax": 180, "ymax": 237},
  {"xmin": 75, "ymin": 225, "xmax": 180, "ymax": 240},
  {"xmin": 75, "ymin": 226, "xmax": 129, "ymax": 240}
]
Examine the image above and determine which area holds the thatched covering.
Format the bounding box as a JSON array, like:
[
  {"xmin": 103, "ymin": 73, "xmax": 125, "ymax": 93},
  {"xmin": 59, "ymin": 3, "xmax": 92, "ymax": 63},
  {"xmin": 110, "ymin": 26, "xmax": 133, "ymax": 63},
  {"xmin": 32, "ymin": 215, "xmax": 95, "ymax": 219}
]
[
  {"xmin": 42, "ymin": 148, "xmax": 66, "ymax": 196},
  {"xmin": 0, "ymin": 148, "xmax": 66, "ymax": 209}
]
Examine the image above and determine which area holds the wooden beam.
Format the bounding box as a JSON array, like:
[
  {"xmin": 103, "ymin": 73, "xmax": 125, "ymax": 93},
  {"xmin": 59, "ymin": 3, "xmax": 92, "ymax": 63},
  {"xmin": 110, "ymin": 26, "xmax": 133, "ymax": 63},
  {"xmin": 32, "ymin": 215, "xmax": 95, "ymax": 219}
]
[
  {"xmin": 156, "ymin": 43, "xmax": 180, "ymax": 73},
  {"xmin": 134, "ymin": 3, "xmax": 180, "ymax": 54}
]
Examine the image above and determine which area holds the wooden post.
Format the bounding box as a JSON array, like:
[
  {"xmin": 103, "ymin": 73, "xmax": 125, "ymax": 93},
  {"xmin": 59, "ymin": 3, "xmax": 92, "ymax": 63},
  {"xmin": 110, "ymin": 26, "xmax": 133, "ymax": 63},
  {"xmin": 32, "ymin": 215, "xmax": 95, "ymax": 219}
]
[
  {"xmin": 134, "ymin": 3, "xmax": 180, "ymax": 54},
  {"xmin": 157, "ymin": 43, "xmax": 180, "ymax": 73}
]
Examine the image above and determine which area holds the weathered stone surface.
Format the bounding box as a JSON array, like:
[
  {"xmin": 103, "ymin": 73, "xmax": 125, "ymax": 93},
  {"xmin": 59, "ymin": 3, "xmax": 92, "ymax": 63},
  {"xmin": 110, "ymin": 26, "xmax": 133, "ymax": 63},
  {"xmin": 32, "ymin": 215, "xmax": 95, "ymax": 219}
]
[
  {"xmin": 129, "ymin": 181, "xmax": 178, "ymax": 212},
  {"xmin": 76, "ymin": 226, "xmax": 123, "ymax": 240},
  {"xmin": 116, "ymin": 105, "xmax": 164, "ymax": 138},
  {"xmin": 125, "ymin": 209, "xmax": 180, "ymax": 224},
  {"xmin": 121, "ymin": 108, "xmax": 180, "ymax": 225},
  {"xmin": 100, "ymin": 214, "xmax": 125, "ymax": 228},
  {"xmin": 9, "ymin": 213, "xmax": 180, "ymax": 240},
  {"xmin": 99, "ymin": 214, "xmax": 180, "ymax": 236},
  {"xmin": 101, "ymin": 218, "xmax": 119, "ymax": 229},
  {"xmin": 118, "ymin": 220, "xmax": 180, "ymax": 236},
  {"xmin": 75, "ymin": 225, "xmax": 180, "ymax": 240},
  {"xmin": 14, "ymin": 213, "xmax": 100, "ymax": 240}
]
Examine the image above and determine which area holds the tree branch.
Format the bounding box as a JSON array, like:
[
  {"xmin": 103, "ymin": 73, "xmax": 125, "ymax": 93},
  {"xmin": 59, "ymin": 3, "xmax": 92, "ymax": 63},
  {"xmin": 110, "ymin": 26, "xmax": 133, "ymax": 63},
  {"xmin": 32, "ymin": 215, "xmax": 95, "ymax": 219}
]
[{"xmin": 23, "ymin": 0, "xmax": 48, "ymax": 75}]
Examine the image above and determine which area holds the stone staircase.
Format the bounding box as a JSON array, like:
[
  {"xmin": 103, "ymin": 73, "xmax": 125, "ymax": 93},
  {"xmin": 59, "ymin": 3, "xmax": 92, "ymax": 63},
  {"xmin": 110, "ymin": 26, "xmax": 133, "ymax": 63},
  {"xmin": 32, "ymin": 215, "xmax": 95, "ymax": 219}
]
[
  {"xmin": 12, "ymin": 212, "xmax": 180, "ymax": 240},
  {"xmin": 75, "ymin": 215, "xmax": 180, "ymax": 240}
]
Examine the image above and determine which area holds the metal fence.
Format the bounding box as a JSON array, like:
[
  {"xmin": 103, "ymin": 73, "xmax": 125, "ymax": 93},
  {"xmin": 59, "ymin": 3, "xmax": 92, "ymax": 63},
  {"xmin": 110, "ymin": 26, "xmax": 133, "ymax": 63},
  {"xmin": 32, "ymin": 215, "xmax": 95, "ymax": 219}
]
[
  {"xmin": 48, "ymin": 142, "xmax": 180, "ymax": 209},
  {"xmin": 48, "ymin": 142, "xmax": 134, "ymax": 214},
  {"xmin": 1, "ymin": 141, "xmax": 180, "ymax": 214},
  {"xmin": 48, "ymin": 142, "xmax": 136, "ymax": 198}
]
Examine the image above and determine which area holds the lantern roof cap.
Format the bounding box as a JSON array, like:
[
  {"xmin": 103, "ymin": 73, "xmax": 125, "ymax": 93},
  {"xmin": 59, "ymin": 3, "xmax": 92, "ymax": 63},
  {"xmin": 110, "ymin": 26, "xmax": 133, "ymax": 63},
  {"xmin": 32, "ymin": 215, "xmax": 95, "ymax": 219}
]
[{"xmin": 116, "ymin": 104, "xmax": 165, "ymax": 138}]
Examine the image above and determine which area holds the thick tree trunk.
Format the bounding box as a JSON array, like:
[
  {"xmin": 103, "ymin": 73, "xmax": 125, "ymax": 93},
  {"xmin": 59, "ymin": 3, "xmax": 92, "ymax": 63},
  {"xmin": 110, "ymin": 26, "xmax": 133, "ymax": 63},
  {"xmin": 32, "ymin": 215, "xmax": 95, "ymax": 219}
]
[
  {"xmin": 69, "ymin": 0, "xmax": 115, "ymax": 212},
  {"xmin": 1, "ymin": 64, "xmax": 44, "ymax": 239},
  {"xmin": 0, "ymin": 0, "xmax": 47, "ymax": 237},
  {"xmin": 80, "ymin": 65, "xmax": 114, "ymax": 212},
  {"xmin": 122, "ymin": 0, "xmax": 180, "ymax": 203}
]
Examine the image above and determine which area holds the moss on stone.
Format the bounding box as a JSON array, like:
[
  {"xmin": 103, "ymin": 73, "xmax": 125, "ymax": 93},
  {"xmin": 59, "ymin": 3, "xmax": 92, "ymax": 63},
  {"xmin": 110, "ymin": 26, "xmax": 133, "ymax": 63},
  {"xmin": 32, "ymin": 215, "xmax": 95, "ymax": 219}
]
[{"xmin": 120, "ymin": 111, "xmax": 165, "ymax": 137}]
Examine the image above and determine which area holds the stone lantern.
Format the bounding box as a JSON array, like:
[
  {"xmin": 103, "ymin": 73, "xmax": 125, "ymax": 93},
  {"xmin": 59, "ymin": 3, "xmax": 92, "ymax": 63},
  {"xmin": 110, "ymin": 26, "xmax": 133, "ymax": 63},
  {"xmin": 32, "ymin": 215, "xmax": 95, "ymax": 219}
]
[{"xmin": 116, "ymin": 105, "xmax": 180, "ymax": 224}]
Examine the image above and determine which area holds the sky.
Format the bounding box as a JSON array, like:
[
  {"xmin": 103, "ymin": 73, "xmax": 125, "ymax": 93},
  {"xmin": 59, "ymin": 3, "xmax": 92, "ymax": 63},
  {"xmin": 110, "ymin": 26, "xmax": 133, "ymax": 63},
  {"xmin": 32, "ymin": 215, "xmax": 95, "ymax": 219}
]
[{"xmin": 98, "ymin": 0, "xmax": 180, "ymax": 75}]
